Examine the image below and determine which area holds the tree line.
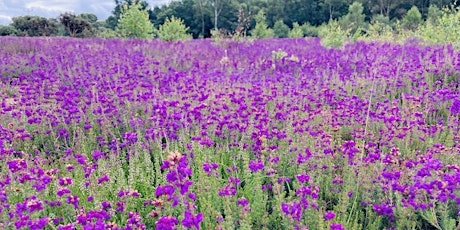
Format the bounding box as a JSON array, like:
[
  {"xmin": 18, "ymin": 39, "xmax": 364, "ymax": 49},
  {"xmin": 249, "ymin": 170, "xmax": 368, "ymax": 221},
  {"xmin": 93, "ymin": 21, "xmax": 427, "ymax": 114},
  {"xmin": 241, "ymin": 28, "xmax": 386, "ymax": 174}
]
[{"xmin": 0, "ymin": 0, "xmax": 458, "ymax": 38}]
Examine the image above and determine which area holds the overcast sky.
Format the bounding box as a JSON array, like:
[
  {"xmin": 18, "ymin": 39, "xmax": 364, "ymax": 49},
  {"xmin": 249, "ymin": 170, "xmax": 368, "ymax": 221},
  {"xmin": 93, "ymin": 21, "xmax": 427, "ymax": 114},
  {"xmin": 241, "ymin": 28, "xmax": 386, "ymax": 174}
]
[{"xmin": 0, "ymin": 0, "xmax": 170, "ymax": 25}]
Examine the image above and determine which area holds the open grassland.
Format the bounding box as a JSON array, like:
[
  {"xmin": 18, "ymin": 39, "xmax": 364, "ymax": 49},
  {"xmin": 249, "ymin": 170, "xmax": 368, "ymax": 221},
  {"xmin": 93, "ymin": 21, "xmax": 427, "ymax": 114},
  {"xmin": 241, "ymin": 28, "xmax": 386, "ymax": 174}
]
[{"xmin": 0, "ymin": 37, "xmax": 459, "ymax": 230}]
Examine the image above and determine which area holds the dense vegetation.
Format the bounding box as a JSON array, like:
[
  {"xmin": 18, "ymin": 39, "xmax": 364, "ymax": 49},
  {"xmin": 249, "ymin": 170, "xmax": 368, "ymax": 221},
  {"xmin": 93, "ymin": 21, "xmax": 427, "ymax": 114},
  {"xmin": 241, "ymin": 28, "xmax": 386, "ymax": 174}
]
[
  {"xmin": 0, "ymin": 0, "xmax": 460, "ymax": 40},
  {"xmin": 0, "ymin": 36, "xmax": 459, "ymax": 229}
]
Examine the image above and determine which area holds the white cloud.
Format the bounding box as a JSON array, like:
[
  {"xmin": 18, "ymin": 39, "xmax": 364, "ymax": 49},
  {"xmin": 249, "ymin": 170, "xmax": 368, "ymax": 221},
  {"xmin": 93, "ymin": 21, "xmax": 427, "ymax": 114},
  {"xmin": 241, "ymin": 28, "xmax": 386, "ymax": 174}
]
[
  {"xmin": 25, "ymin": 1, "xmax": 77, "ymax": 13},
  {"xmin": 0, "ymin": 0, "xmax": 172, "ymax": 25},
  {"xmin": 0, "ymin": 15, "xmax": 11, "ymax": 20},
  {"xmin": 0, "ymin": 14, "xmax": 12, "ymax": 24}
]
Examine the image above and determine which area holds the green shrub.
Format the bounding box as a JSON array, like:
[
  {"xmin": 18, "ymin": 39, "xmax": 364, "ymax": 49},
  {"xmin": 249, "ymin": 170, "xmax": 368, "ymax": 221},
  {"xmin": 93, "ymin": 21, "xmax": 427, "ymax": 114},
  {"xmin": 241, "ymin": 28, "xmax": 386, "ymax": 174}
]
[
  {"xmin": 427, "ymin": 5, "xmax": 442, "ymax": 25},
  {"xmin": 402, "ymin": 6, "xmax": 422, "ymax": 30},
  {"xmin": 339, "ymin": 2, "xmax": 367, "ymax": 34},
  {"xmin": 273, "ymin": 20, "xmax": 289, "ymax": 38},
  {"xmin": 319, "ymin": 20, "xmax": 353, "ymax": 48},
  {"xmin": 361, "ymin": 21, "xmax": 394, "ymax": 42},
  {"xmin": 415, "ymin": 6, "xmax": 460, "ymax": 48},
  {"xmin": 301, "ymin": 23, "xmax": 320, "ymax": 37},
  {"xmin": 156, "ymin": 16, "xmax": 192, "ymax": 42},
  {"xmin": 250, "ymin": 10, "xmax": 274, "ymax": 38},
  {"xmin": 372, "ymin": 14, "xmax": 391, "ymax": 26},
  {"xmin": 116, "ymin": 1, "xmax": 154, "ymax": 39},
  {"xmin": 0, "ymin": 25, "xmax": 18, "ymax": 36},
  {"xmin": 288, "ymin": 22, "xmax": 304, "ymax": 38},
  {"xmin": 96, "ymin": 28, "xmax": 117, "ymax": 38}
]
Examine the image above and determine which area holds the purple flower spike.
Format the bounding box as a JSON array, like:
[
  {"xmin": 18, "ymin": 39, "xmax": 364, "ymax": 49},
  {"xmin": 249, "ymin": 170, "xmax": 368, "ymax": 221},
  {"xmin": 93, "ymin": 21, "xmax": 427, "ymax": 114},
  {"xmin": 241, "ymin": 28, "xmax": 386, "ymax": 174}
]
[
  {"xmin": 156, "ymin": 215, "xmax": 178, "ymax": 230},
  {"xmin": 451, "ymin": 98, "xmax": 460, "ymax": 115},
  {"xmin": 97, "ymin": 175, "xmax": 109, "ymax": 184},
  {"xmin": 182, "ymin": 211, "xmax": 203, "ymax": 229}
]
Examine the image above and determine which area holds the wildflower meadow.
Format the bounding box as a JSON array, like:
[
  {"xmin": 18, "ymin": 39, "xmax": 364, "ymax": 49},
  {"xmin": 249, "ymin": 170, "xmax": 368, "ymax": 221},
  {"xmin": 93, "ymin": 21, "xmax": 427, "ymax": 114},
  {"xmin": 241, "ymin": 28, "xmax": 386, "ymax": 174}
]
[{"xmin": 0, "ymin": 37, "xmax": 459, "ymax": 229}]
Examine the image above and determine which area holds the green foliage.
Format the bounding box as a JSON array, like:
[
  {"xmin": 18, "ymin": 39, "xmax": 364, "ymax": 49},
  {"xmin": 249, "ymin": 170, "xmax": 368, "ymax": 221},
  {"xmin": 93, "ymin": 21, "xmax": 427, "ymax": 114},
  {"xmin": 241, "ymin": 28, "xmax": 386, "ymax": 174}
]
[
  {"xmin": 319, "ymin": 20, "xmax": 352, "ymax": 48},
  {"xmin": 250, "ymin": 10, "xmax": 274, "ymax": 38},
  {"xmin": 372, "ymin": 14, "xmax": 391, "ymax": 26},
  {"xmin": 156, "ymin": 16, "xmax": 192, "ymax": 41},
  {"xmin": 79, "ymin": 13, "xmax": 98, "ymax": 24},
  {"xmin": 357, "ymin": 14, "xmax": 394, "ymax": 42},
  {"xmin": 96, "ymin": 28, "xmax": 118, "ymax": 38},
  {"xmin": 288, "ymin": 22, "xmax": 304, "ymax": 38},
  {"xmin": 0, "ymin": 25, "xmax": 18, "ymax": 36},
  {"xmin": 427, "ymin": 5, "xmax": 442, "ymax": 25},
  {"xmin": 271, "ymin": 49, "xmax": 288, "ymax": 59},
  {"xmin": 402, "ymin": 6, "xmax": 422, "ymax": 30},
  {"xmin": 105, "ymin": 16, "xmax": 119, "ymax": 30},
  {"xmin": 273, "ymin": 19, "xmax": 289, "ymax": 38},
  {"xmin": 301, "ymin": 23, "xmax": 320, "ymax": 37},
  {"xmin": 108, "ymin": 0, "xmax": 152, "ymax": 30},
  {"xmin": 98, "ymin": 0, "xmax": 460, "ymax": 39},
  {"xmin": 59, "ymin": 13, "xmax": 94, "ymax": 38},
  {"xmin": 210, "ymin": 6, "xmax": 252, "ymax": 44},
  {"xmin": 362, "ymin": 20, "xmax": 394, "ymax": 42},
  {"xmin": 116, "ymin": 1, "xmax": 154, "ymax": 39},
  {"xmin": 11, "ymin": 16, "xmax": 59, "ymax": 37},
  {"xmin": 339, "ymin": 1, "xmax": 366, "ymax": 34},
  {"xmin": 415, "ymin": 6, "xmax": 460, "ymax": 49}
]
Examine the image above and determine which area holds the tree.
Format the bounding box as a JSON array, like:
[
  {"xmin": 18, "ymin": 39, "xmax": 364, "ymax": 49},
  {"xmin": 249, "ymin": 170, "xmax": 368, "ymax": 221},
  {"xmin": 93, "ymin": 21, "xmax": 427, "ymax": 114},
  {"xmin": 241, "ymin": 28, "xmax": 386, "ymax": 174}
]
[
  {"xmin": 273, "ymin": 19, "xmax": 289, "ymax": 38},
  {"xmin": 156, "ymin": 16, "xmax": 192, "ymax": 41},
  {"xmin": 210, "ymin": 0, "xmax": 229, "ymax": 30},
  {"xmin": 427, "ymin": 4, "xmax": 442, "ymax": 25},
  {"xmin": 79, "ymin": 13, "xmax": 98, "ymax": 24},
  {"xmin": 116, "ymin": 1, "xmax": 154, "ymax": 39},
  {"xmin": 288, "ymin": 22, "xmax": 304, "ymax": 38},
  {"xmin": 107, "ymin": 0, "xmax": 152, "ymax": 29},
  {"xmin": 165, "ymin": 0, "xmax": 203, "ymax": 38},
  {"xmin": 402, "ymin": 6, "xmax": 422, "ymax": 30},
  {"xmin": 59, "ymin": 13, "xmax": 93, "ymax": 37},
  {"xmin": 195, "ymin": 0, "xmax": 209, "ymax": 36},
  {"xmin": 11, "ymin": 16, "xmax": 59, "ymax": 37},
  {"xmin": 301, "ymin": 23, "xmax": 320, "ymax": 37},
  {"xmin": 339, "ymin": 2, "xmax": 367, "ymax": 34},
  {"xmin": 372, "ymin": 14, "xmax": 391, "ymax": 26},
  {"xmin": 321, "ymin": 0, "xmax": 349, "ymax": 20},
  {"xmin": 0, "ymin": 25, "xmax": 19, "ymax": 36},
  {"xmin": 367, "ymin": 0, "xmax": 401, "ymax": 17},
  {"xmin": 265, "ymin": 0, "xmax": 285, "ymax": 26},
  {"xmin": 250, "ymin": 10, "xmax": 274, "ymax": 38}
]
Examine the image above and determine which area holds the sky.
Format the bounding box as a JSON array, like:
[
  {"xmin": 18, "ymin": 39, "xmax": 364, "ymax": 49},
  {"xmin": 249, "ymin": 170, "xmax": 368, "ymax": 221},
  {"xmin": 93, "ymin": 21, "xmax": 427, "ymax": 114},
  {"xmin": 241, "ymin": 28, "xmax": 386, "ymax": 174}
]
[{"xmin": 0, "ymin": 0, "xmax": 170, "ymax": 25}]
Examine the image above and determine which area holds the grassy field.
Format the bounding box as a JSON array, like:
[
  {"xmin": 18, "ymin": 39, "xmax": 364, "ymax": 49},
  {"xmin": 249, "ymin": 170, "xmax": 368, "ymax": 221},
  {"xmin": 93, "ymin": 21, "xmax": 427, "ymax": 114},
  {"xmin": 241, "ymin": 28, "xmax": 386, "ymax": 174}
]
[{"xmin": 0, "ymin": 37, "xmax": 459, "ymax": 230}]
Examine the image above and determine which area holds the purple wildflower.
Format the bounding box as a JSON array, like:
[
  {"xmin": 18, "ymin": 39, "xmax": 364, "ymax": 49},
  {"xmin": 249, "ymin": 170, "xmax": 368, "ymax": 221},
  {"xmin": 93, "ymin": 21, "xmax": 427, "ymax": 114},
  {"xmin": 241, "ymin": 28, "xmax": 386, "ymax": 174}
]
[
  {"xmin": 182, "ymin": 211, "xmax": 203, "ymax": 229},
  {"xmin": 97, "ymin": 175, "xmax": 109, "ymax": 184},
  {"xmin": 324, "ymin": 211, "xmax": 336, "ymax": 221},
  {"xmin": 156, "ymin": 215, "xmax": 178, "ymax": 230},
  {"xmin": 450, "ymin": 98, "xmax": 460, "ymax": 115},
  {"xmin": 330, "ymin": 223, "xmax": 345, "ymax": 230},
  {"xmin": 248, "ymin": 160, "xmax": 264, "ymax": 173}
]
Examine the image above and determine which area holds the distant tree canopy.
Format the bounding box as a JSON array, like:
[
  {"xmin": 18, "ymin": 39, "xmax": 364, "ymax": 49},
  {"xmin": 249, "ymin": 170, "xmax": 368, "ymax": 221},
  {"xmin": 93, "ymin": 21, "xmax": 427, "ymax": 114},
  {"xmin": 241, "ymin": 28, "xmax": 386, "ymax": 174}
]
[
  {"xmin": 128, "ymin": 0, "xmax": 459, "ymax": 38},
  {"xmin": 11, "ymin": 16, "xmax": 59, "ymax": 37},
  {"xmin": 0, "ymin": 25, "xmax": 19, "ymax": 36},
  {"xmin": 1, "ymin": 0, "xmax": 460, "ymax": 39},
  {"xmin": 59, "ymin": 13, "xmax": 94, "ymax": 37}
]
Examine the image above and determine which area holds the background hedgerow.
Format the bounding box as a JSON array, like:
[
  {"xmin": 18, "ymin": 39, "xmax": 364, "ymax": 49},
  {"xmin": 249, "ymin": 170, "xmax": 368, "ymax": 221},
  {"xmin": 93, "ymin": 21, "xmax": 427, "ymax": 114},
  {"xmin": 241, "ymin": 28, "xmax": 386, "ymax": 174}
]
[{"xmin": 0, "ymin": 37, "xmax": 459, "ymax": 230}]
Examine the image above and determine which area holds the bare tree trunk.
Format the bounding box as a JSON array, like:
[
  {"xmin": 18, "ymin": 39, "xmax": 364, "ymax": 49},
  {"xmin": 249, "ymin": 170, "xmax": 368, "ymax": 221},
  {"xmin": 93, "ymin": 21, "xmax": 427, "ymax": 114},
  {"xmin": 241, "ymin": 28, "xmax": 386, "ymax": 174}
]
[
  {"xmin": 211, "ymin": 0, "xmax": 224, "ymax": 31},
  {"xmin": 385, "ymin": 0, "xmax": 393, "ymax": 17},
  {"xmin": 197, "ymin": 0, "xmax": 205, "ymax": 36},
  {"xmin": 214, "ymin": 7, "xmax": 218, "ymax": 30},
  {"xmin": 329, "ymin": 5, "xmax": 333, "ymax": 20}
]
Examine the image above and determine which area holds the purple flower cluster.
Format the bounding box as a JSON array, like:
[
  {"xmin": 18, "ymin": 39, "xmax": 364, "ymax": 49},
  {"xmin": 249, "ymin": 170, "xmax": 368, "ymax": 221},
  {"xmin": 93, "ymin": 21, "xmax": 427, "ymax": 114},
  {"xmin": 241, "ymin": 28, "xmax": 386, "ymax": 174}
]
[{"xmin": 155, "ymin": 151, "xmax": 202, "ymax": 229}]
